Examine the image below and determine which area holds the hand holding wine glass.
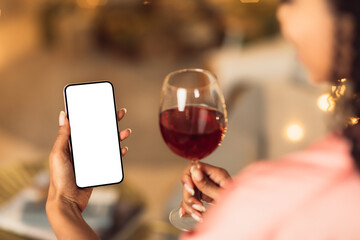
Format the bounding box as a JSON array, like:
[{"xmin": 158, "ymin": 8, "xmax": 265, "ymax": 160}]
[
  {"xmin": 180, "ymin": 162, "xmax": 232, "ymax": 221},
  {"xmin": 159, "ymin": 69, "xmax": 228, "ymax": 231}
]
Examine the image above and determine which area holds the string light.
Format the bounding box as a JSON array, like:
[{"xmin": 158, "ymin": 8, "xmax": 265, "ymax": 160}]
[
  {"xmin": 349, "ymin": 117, "xmax": 360, "ymax": 126},
  {"xmin": 339, "ymin": 78, "xmax": 347, "ymax": 83},
  {"xmin": 317, "ymin": 93, "xmax": 335, "ymax": 112},
  {"xmin": 332, "ymin": 85, "xmax": 346, "ymax": 98}
]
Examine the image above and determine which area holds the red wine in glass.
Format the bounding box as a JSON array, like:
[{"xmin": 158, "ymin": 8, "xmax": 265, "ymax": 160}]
[{"xmin": 160, "ymin": 105, "xmax": 226, "ymax": 161}]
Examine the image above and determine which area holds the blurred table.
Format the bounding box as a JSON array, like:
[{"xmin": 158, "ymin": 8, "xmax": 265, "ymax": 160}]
[
  {"xmin": 0, "ymin": 129, "xmax": 45, "ymax": 166},
  {"xmin": 0, "ymin": 129, "xmax": 147, "ymax": 240}
]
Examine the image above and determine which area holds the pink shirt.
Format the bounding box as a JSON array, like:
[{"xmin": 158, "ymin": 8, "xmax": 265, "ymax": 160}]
[{"xmin": 181, "ymin": 132, "xmax": 360, "ymax": 239}]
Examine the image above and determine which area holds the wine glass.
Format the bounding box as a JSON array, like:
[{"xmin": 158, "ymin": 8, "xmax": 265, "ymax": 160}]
[{"xmin": 159, "ymin": 68, "xmax": 227, "ymax": 231}]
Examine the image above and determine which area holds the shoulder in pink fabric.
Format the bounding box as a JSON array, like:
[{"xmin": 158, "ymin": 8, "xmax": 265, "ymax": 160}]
[{"xmin": 181, "ymin": 132, "xmax": 360, "ymax": 240}]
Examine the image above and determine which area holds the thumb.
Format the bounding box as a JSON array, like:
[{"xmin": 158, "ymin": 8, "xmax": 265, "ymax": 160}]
[
  {"xmin": 190, "ymin": 165, "xmax": 221, "ymax": 201},
  {"xmin": 52, "ymin": 111, "xmax": 70, "ymax": 156}
]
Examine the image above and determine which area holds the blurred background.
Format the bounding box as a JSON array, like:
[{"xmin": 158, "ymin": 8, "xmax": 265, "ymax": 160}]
[{"xmin": 0, "ymin": 0, "xmax": 333, "ymax": 239}]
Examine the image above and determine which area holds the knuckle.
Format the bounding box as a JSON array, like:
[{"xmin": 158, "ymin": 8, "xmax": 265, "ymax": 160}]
[
  {"xmin": 181, "ymin": 170, "xmax": 187, "ymax": 179},
  {"xmin": 184, "ymin": 175, "xmax": 192, "ymax": 185},
  {"xmin": 186, "ymin": 163, "xmax": 192, "ymax": 172},
  {"xmin": 181, "ymin": 174, "xmax": 187, "ymax": 184},
  {"xmin": 181, "ymin": 170, "xmax": 192, "ymax": 183},
  {"xmin": 57, "ymin": 127, "xmax": 65, "ymax": 136},
  {"xmin": 182, "ymin": 189, "xmax": 186, "ymax": 199},
  {"xmin": 220, "ymin": 168, "xmax": 230, "ymax": 177},
  {"xmin": 184, "ymin": 208, "xmax": 192, "ymax": 215},
  {"xmin": 182, "ymin": 187, "xmax": 190, "ymax": 200},
  {"xmin": 50, "ymin": 150, "xmax": 65, "ymax": 162},
  {"xmin": 49, "ymin": 151, "xmax": 59, "ymax": 160},
  {"xmin": 198, "ymin": 178, "xmax": 209, "ymax": 189},
  {"xmin": 186, "ymin": 196, "xmax": 195, "ymax": 204},
  {"xmin": 184, "ymin": 204, "xmax": 194, "ymax": 214}
]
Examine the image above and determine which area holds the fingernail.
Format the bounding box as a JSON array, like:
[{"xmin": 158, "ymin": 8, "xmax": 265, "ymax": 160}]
[
  {"xmin": 59, "ymin": 111, "xmax": 66, "ymax": 126},
  {"xmin": 179, "ymin": 207, "xmax": 184, "ymax": 218},
  {"xmin": 127, "ymin": 128, "xmax": 132, "ymax": 134},
  {"xmin": 190, "ymin": 164, "xmax": 200, "ymax": 174},
  {"xmin": 191, "ymin": 213, "xmax": 203, "ymax": 222},
  {"xmin": 120, "ymin": 108, "xmax": 127, "ymax": 114},
  {"xmin": 192, "ymin": 204, "xmax": 206, "ymax": 212},
  {"xmin": 190, "ymin": 165, "xmax": 196, "ymax": 174},
  {"xmin": 184, "ymin": 183, "xmax": 195, "ymax": 196},
  {"xmin": 193, "ymin": 169, "xmax": 203, "ymax": 182},
  {"xmin": 124, "ymin": 146, "xmax": 128, "ymax": 151}
]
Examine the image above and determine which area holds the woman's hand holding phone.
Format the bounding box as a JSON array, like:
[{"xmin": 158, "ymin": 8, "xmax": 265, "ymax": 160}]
[{"xmin": 46, "ymin": 109, "xmax": 130, "ymax": 240}]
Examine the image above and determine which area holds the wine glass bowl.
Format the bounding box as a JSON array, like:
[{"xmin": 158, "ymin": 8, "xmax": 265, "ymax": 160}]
[{"xmin": 159, "ymin": 69, "xmax": 227, "ymax": 162}]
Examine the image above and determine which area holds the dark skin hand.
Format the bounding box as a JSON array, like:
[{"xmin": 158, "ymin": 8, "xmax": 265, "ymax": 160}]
[
  {"xmin": 180, "ymin": 162, "xmax": 232, "ymax": 222},
  {"xmin": 46, "ymin": 109, "xmax": 130, "ymax": 240}
]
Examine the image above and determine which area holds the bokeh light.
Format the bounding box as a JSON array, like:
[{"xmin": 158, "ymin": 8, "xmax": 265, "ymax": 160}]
[
  {"xmin": 240, "ymin": 0, "xmax": 260, "ymax": 2},
  {"xmin": 332, "ymin": 85, "xmax": 346, "ymax": 98},
  {"xmin": 317, "ymin": 93, "xmax": 335, "ymax": 112},
  {"xmin": 349, "ymin": 117, "xmax": 360, "ymax": 126},
  {"xmin": 76, "ymin": 0, "xmax": 108, "ymax": 8},
  {"xmin": 286, "ymin": 124, "xmax": 304, "ymax": 142}
]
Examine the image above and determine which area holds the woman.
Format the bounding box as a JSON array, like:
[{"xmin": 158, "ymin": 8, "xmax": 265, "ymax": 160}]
[{"xmin": 46, "ymin": 0, "xmax": 360, "ymax": 239}]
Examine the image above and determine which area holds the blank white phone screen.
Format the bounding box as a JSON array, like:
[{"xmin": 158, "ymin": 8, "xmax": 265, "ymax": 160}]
[{"xmin": 65, "ymin": 82, "xmax": 123, "ymax": 188}]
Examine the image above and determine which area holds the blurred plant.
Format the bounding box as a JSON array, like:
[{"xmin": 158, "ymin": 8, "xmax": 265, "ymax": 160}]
[
  {"xmin": 94, "ymin": 0, "xmax": 225, "ymax": 59},
  {"xmin": 39, "ymin": 0, "xmax": 77, "ymax": 47},
  {"xmin": 37, "ymin": 0, "xmax": 279, "ymax": 57},
  {"xmin": 207, "ymin": 0, "xmax": 279, "ymax": 44}
]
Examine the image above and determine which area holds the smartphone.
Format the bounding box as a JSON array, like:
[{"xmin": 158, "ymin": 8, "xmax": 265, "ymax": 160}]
[{"xmin": 64, "ymin": 81, "xmax": 124, "ymax": 188}]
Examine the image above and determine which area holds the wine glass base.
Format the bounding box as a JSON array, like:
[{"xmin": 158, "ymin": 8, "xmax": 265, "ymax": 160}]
[{"xmin": 169, "ymin": 206, "xmax": 198, "ymax": 232}]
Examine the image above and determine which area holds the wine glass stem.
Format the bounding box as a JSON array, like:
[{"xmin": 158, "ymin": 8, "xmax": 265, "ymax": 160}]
[
  {"xmin": 192, "ymin": 160, "xmax": 199, "ymax": 168},
  {"xmin": 191, "ymin": 160, "xmax": 200, "ymax": 199}
]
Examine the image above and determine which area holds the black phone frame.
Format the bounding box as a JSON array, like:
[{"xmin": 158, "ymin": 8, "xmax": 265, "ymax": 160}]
[{"xmin": 63, "ymin": 81, "xmax": 124, "ymax": 189}]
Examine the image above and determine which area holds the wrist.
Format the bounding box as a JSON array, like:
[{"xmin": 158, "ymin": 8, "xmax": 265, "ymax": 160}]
[
  {"xmin": 46, "ymin": 196, "xmax": 96, "ymax": 240},
  {"xmin": 46, "ymin": 195, "xmax": 82, "ymax": 222}
]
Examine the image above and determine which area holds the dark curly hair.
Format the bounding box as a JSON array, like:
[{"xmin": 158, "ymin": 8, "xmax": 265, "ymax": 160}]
[{"xmin": 330, "ymin": 0, "xmax": 360, "ymax": 170}]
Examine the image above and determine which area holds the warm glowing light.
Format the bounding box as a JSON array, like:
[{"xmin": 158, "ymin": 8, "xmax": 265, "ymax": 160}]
[
  {"xmin": 332, "ymin": 86, "xmax": 337, "ymax": 93},
  {"xmin": 317, "ymin": 93, "xmax": 335, "ymax": 112},
  {"xmin": 332, "ymin": 85, "xmax": 346, "ymax": 97},
  {"xmin": 143, "ymin": 0, "xmax": 150, "ymax": 5},
  {"xmin": 177, "ymin": 88, "xmax": 187, "ymax": 112},
  {"xmin": 77, "ymin": 0, "xmax": 107, "ymax": 8},
  {"xmin": 339, "ymin": 85, "xmax": 346, "ymax": 96},
  {"xmin": 240, "ymin": 0, "xmax": 259, "ymax": 2},
  {"xmin": 349, "ymin": 118, "xmax": 360, "ymax": 125},
  {"xmin": 340, "ymin": 78, "xmax": 347, "ymax": 83},
  {"xmin": 194, "ymin": 89, "xmax": 200, "ymax": 98},
  {"xmin": 286, "ymin": 124, "xmax": 304, "ymax": 142}
]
